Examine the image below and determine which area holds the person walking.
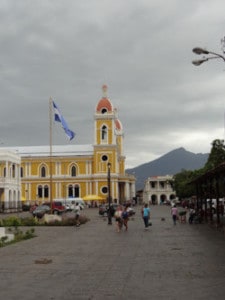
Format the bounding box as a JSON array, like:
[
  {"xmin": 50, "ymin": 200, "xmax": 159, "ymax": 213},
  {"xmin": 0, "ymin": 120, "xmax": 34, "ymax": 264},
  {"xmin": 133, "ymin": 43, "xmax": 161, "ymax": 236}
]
[
  {"xmin": 74, "ymin": 202, "xmax": 81, "ymax": 227},
  {"xmin": 188, "ymin": 207, "xmax": 196, "ymax": 224},
  {"xmin": 122, "ymin": 205, "xmax": 129, "ymax": 231},
  {"xmin": 171, "ymin": 204, "xmax": 178, "ymax": 225},
  {"xmin": 114, "ymin": 205, "xmax": 123, "ymax": 232},
  {"xmin": 142, "ymin": 203, "xmax": 150, "ymax": 230}
]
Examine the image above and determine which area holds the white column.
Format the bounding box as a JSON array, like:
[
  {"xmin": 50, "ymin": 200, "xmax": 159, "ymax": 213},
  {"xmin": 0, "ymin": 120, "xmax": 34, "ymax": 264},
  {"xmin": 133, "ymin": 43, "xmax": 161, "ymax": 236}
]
[
  {"xmin": 5, "ymin": 161, "xmax": 9, "ymax": 178},
  {"xmin": 125, "ymin": 182, "xmax": 130, "ymax": 201},
  {"xmin": 131, "ymin": 183, "xmax": 135, "ymax": 199}
]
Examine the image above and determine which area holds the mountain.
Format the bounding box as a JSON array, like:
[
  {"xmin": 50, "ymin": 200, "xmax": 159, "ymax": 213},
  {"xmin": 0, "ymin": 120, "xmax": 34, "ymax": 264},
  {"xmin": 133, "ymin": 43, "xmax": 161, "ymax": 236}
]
[{"xmin": 126, "ymin": 147, "xmax": 209, "ymax": 191}]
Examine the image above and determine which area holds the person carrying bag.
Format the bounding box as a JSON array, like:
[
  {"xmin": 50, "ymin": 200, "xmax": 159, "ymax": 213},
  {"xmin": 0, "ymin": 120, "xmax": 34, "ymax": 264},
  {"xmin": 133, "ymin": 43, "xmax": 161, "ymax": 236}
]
[{"xmin": 142, "ymin": 203, "xmax": 151, "ymax": 230}]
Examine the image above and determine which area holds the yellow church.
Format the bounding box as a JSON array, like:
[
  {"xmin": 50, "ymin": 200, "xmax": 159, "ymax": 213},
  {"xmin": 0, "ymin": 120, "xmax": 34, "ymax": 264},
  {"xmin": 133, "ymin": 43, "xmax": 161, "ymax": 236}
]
[{"xmin": 1, "ymin": 85, "xmax": 136, "ymax": 208}]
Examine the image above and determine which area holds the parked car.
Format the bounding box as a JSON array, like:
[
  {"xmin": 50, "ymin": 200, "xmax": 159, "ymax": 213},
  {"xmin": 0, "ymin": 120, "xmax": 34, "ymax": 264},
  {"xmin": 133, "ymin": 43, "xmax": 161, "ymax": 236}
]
[
  {"xmin": 43, "ymin": 201, "xmax": 66, "ymax": 214},
  {"xmin": 32, "ymin": 205, "xmax": 51, "ymax": 218},
  {"xmin": 57, "ymin": 198, "xmax": 85, "ymax": 211},
  {"xmin": 30, "ymin": 204, "xmax": 38, "ymax": 213}
]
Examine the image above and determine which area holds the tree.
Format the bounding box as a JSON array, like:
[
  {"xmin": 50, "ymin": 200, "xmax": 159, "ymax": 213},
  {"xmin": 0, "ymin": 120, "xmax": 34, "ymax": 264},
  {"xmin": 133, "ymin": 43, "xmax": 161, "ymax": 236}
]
[
  {"xmin": 174, "ymin": 167, "xmax": 206, "ymax": 199},
  {"xmin": 173, "ymin": 169, "xmax": 195, "ymax": 199},
  {"xmin": 204, "ymin": 139, "xmax": 225, "ymax": 170},
  {"xmin": 174, "ymin": 139, "xmax": 225, "ymax": 200}
]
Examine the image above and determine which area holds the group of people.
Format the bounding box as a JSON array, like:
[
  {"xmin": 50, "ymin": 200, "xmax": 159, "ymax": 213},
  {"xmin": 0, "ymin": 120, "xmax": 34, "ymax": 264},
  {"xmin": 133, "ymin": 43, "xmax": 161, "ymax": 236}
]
[
  {"xmin": 112, "ymin": 203, "xmax": 151, "ymax": 232},
  {"xmin": 76, "ymin": 199, "xmax": 199, "ymax": 230},
  {"xmin": 109, "ymin": 201, "xmax": 207, "ymax": 231},
  {"xmin": 76, "ymin": 200, "xmax": 200, "ymax": 230},
  {"xmin": 171, "ymin": 204, "xmax": 199, "ymax": 225},
  {"xmin": 113, "ymin": 205, "xmax": 130, "ymax": 232}
]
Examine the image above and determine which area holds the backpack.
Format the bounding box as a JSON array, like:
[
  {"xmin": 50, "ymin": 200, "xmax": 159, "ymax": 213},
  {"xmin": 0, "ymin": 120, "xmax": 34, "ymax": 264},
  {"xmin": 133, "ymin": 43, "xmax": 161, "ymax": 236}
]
[{"xmin": 122, "ymin": 211, "xmax": 128, "ymax": 219}]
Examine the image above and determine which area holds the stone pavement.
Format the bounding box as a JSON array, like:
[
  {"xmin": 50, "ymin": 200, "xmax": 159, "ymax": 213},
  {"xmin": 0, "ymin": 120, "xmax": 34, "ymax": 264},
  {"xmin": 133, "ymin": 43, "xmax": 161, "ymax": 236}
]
[{"xmin": 0, "ymin": 205, "xmax": 225, "ymax": 300}]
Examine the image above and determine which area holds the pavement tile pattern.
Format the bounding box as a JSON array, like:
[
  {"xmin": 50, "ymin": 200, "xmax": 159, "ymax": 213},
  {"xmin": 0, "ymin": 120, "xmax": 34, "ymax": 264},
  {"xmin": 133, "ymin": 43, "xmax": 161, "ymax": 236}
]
[{"xmin": 0, "ymin": 205, "xmax": 225, "ymax": 300}]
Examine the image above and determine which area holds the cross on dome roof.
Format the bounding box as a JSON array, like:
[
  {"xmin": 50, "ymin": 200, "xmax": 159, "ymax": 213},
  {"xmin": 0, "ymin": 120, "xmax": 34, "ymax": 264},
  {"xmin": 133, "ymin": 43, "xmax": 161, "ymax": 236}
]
[{"xmin": 102, "ymin": 84, "xmax": 108, "ymax": 97}]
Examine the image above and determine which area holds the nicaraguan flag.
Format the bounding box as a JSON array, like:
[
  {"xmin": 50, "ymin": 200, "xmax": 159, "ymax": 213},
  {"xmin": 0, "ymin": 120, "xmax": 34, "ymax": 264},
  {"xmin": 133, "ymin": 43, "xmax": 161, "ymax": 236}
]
[{"xmin": 53, "ymin": 101, "xmax": 75, "ymax": 141}]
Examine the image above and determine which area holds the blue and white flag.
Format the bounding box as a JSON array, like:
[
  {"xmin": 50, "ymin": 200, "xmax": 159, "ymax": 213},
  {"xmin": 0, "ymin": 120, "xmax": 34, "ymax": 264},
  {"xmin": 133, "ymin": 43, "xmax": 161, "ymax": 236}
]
[{"xmin": 53, "ymin": 101, "xmax": 75, "ymax": 141}]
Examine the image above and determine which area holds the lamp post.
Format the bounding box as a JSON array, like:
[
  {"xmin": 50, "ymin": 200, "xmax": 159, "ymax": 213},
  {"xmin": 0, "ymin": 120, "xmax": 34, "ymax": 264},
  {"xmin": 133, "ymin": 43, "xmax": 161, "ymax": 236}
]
[
  {"xmin": 107, "ymin": 162, "xmax": 112, "ymax": 225},
  {"xmin": 192, "ymin": 46, "xmax": 225, "ymax": 66},
  {"xmin": 25, "ymin": 189, "xmax": 28, "ymax": 202}
]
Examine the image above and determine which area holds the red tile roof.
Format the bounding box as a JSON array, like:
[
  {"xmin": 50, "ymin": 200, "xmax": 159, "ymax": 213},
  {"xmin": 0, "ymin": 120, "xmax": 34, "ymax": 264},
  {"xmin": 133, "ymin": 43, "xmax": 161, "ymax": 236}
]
[{"xmin": 96, "ymin": 97, "xmax": 113, "ymax": 112}]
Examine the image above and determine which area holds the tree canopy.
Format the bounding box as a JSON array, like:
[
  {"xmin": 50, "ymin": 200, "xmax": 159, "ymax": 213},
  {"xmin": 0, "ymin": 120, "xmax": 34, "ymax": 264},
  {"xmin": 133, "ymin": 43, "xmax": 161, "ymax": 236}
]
[
  {"xmin": 204, "ymin": 139, "xmax": 225, "ymax": 170},
  {"xmin": 174, "ymin": 139, "xmax": 225, "ymax": 199}
]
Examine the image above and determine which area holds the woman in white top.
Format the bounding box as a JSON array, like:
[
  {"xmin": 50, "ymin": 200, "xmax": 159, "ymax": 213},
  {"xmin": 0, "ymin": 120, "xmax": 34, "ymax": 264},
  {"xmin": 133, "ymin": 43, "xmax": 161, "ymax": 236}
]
[{"xmin": 171, "ymin": 205, "xmax": 178, "ymax": 225}]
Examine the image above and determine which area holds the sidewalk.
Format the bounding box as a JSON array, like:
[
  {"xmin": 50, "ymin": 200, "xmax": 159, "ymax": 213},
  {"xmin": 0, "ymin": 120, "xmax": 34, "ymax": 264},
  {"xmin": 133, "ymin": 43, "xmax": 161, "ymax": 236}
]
[{"xmin": 0, "ymin": 205, "xmax": 225, "ymax": 300}]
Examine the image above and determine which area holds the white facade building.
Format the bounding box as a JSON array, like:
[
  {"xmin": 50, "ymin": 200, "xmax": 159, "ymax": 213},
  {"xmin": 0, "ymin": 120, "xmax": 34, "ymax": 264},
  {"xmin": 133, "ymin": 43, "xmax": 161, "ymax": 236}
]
[
  {"xmin": 143, "ymin": 175, "xmax": 176, "ymax": 205},
  {"xmin": 0, "ymin": 150, "xmax": 21, "ymax": 212}
]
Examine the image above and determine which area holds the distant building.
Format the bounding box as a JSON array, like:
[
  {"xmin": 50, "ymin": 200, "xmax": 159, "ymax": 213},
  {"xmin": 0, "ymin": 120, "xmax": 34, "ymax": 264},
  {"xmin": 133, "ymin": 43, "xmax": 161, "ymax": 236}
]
[
  {"xmin": 0, "ymin": 86, "xmax": 135, "ymax": 206},
  {"xmin": 0, "ymin": 150, "xmax": 21, "ymax": 212},
  {"xmin": 143, "ymin": 175, "xmax": 176, "ymax": 205}
]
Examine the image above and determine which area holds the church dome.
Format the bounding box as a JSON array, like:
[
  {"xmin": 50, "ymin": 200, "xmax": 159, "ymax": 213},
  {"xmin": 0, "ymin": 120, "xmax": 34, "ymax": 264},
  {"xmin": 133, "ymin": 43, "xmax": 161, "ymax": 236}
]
[{"xmin": 96, "ymin": 85, "xmax": 113, "ymax": 113}]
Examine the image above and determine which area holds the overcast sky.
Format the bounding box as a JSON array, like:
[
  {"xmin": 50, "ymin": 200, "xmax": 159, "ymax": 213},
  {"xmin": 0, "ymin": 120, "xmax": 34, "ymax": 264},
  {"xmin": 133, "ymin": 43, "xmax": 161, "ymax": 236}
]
[{"xmin": 1, "ymin": 0, "xmax": 225, "ymax": 168}]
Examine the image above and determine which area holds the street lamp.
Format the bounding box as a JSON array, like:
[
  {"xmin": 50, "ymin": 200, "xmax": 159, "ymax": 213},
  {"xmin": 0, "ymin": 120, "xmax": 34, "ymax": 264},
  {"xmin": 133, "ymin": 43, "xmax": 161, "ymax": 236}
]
[
  {"xmin": 107, "ymin": 162, "xmax": 112, "ymax": 225},
  {"xmin": 192, "ymin": 46, "xmax": 225, "ymax": 66}
]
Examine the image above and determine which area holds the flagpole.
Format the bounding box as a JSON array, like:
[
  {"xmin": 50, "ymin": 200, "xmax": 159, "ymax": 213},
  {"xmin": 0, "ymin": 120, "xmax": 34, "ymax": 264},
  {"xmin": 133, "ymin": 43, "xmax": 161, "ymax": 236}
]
[{"xmin": 49, "ymin": 97, "xmax": 53, "ymax": 214}]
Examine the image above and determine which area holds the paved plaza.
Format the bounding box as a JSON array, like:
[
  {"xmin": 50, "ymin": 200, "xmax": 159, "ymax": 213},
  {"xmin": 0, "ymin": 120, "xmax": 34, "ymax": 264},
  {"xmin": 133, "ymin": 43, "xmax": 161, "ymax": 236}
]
[{"xmin": 0, "ymin": 205, "xmax": 225, "ymax": 300}]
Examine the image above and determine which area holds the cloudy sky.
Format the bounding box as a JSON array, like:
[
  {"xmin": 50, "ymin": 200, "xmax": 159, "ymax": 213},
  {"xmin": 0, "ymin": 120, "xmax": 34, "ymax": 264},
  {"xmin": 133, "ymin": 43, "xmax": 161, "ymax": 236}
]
[{"xmin": 1, "ymin": 0, "xmax": 225, "ymax": 168}]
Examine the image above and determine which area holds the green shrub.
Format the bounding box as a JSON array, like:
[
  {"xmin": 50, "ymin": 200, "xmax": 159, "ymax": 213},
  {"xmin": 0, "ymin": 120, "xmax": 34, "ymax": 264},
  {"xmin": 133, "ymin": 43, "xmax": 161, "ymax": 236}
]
[
  {"xmin": 2, "ymin": 216, "xmax": 22, "ymax": 227},
  {"xmin": 20, "ymin": 217, "xmax": 39, "ymax": 226},
  {"xmin": 14, "ymin": 228, "xmax": 24, "ymax": 241},
  {"xmin": 13, "ymin": 227, "xmax": 36, "ymax": 241},
  {"xmin": 0, "ymin": 236, "xmax": 8, "ymax": 246},
  {"xmin": 1, "ymin": 214, "xmax": 89, "ymax": 227},
  {"xmin": 0, "ymin": 227, "xmax": 36, "ymax": 248},
  {"xmin": 23, "ymin": 228, "xmax": 36, "ymax": 239}
]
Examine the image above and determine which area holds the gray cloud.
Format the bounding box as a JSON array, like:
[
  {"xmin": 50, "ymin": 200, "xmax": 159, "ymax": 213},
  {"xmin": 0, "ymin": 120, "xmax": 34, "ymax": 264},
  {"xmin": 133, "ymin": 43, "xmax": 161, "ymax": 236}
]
[{"xmin": 0, "ymin": 0, "xmax": 225, "ymax": 168}]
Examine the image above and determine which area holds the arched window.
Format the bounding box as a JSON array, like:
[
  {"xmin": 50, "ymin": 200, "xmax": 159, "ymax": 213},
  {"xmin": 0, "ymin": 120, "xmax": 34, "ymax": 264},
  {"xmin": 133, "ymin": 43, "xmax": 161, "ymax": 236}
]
[
  {"xmin": 67, "ymin": 184, "xmax": 80, "ymax": 198},
  {"xmin": 68, "ymin": 185, "xmax": 73, "ymax": 198},
  {"xmin": 101, "ymin": 125, "xmax": 107, "ymax": 140},
  {"xmin": 71, "ymin": 166, "xmax": 76, "ymax": 177},
  {"xmin": 75, "ymin": 185, "xmax": 80, "ymax": 197},
  {"xmin": 38, "ymin": 185, "xmax": 43, "ymax": 198},
  {"xmin": 101, "ymin": 108, "xmax": 107, "ymax": 114},
  {"xmin": 41, "ymin": 166, "xmax": 46, "ymax": 177}
]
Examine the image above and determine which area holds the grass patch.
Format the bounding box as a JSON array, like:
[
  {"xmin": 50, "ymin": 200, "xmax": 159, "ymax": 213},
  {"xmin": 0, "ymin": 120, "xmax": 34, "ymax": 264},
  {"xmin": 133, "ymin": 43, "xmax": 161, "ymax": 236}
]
[{"xmin": 0, "ymin": 227, "xmax": 36, "ymax": 248}]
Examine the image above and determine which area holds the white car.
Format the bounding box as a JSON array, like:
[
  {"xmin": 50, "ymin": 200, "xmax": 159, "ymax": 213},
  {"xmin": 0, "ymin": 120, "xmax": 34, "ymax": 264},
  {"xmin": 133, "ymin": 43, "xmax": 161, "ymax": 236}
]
[{"xmin": 57, "ymin": 198, "xmax": 85, "ymax": 211}]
